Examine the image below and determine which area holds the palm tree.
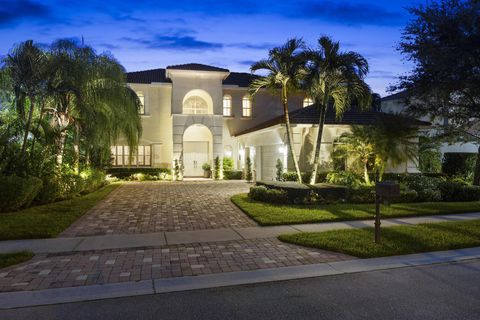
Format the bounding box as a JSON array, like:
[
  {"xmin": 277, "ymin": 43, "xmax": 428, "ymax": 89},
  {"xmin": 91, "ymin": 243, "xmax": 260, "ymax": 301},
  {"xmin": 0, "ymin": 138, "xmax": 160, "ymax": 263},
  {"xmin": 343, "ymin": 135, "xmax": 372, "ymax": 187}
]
[
  {"xmin": 335, "ymin": 126, "xmax": 375, "ymax": 185},
  {"xmin": 249, "ymin": 38, "xmax": 307, "ymax": 183},
  {"xmin": 305, "ymin": 36, "xmax": 372, "ymax": 184},
  {"xmin": 45, "ymin": 39, "xmax": 142, "ymax": 168},
  {"xmin": 1, "ymin": 40, "xmax": 47, "ymax": 164},
  {"xmin": 368, "ymin": 116, "xmax": 419, "ymax": 180}
]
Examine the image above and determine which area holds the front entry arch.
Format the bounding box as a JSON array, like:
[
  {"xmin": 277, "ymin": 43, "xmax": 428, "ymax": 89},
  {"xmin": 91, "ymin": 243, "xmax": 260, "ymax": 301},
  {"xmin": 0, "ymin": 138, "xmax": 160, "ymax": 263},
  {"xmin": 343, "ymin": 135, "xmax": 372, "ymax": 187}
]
[{"xmin": 183, "ymin": 124, "xmax": 213, "ymax": 177}]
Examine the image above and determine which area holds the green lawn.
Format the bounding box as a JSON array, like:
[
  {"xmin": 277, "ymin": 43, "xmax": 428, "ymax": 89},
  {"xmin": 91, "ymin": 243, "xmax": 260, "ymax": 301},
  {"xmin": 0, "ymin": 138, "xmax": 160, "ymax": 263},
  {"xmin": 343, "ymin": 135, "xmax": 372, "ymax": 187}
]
[
  {"xmin": 0, "ymin": 183, "xmax": 120, "ymax": 241},
  {"xmin": 0, "ymin": 251, "xmax": 34, "ymax": 269},
  {"xmin": 232, "ymin": 193, "xmax": 480, "ymax": 226},
  {"xmin": 279, "ymin": 219, "xmax": 480, "ymax": 258}
]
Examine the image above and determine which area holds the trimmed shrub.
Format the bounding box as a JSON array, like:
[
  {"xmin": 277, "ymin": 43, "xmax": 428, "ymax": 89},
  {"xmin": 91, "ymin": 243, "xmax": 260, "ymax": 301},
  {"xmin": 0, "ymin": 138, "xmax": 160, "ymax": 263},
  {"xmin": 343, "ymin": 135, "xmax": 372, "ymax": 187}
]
[
  {"xmin": 248, "ymin": 186, "xmax": 288, "ymax": 204},
  {"xmin": 310, "ymin": 183, "xmax": 348, "ymax": 201},
  {"xmin": 439, "ymin": 181, "xmax": 480, "ymax": 202},
  {"xmin": 326, "ymin": 171, "xmax": 362, "ymax": 187},
  {"xmin": 281, "ymin": 171, "xmax": 320, "ymax": 183},
  {"xmin": 348, "ymin": 186, "xmax": 376, "ymax": 203},
  {"xmin": 224, "ymin": 170, "xmax": 243, "ymax": 180},
  {"xmin": 275, "ymin": 159, "xmax": 284, "ymax": 181},
  {"xmin": 245, "ymin": 157, "xmax": 253, "ymax": 182},
  {"xmin": 256, "ymin": 181, "xmax": 311, "ymax": 203},
  {"xmin": 0, "ymin": 175, "xmax": 43, "ymax": 212},
  {"xmin": 396, "ymin": 189, "xmax": 419, "ymax": 203},
  {"xmin": 80, "ymin": 168, "xmax": 106, "ymax": 194}
]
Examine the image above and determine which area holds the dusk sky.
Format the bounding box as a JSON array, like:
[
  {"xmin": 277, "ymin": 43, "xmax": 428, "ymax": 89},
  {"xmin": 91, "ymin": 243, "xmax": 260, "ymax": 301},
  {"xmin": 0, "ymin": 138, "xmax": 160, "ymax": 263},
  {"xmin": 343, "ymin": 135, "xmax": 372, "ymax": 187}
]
[{"xmin": 0, "ymin": 0, "xmax": 424, "ymax": 96}]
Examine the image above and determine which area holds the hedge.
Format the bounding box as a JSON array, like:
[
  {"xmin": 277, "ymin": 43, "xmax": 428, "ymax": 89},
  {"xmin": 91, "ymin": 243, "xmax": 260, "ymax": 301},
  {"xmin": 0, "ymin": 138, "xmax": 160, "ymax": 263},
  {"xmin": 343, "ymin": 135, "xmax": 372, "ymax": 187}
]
[
  {"xmin": 0, "ymin": 175, "xmax": 43, "ymax": 212},
  {"xmin": 106, "ymin": 167, "xmax": 171, "ymax": 179},
  {"xmin": 224, "ymin": 170, "xmax": 243, "ymax": 180}
]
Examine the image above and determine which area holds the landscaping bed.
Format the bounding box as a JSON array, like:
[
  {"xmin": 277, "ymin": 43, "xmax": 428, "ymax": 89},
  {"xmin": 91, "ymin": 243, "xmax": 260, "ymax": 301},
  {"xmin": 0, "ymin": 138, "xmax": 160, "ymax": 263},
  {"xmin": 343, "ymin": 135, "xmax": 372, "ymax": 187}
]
[
  {"xmin": 232, "ymin": 193, "xmax": 480, "ymax": 226},
  {"xmin": 279, "ymin": 219, "xmax": 480, "ymax": 258},
  {"xmin": 0, "ymin": 183, "xmax": 120, "ymax": 240},
  {"xmin": 0, "ymin": 252, "xmax": 34, "ymax": 269}
]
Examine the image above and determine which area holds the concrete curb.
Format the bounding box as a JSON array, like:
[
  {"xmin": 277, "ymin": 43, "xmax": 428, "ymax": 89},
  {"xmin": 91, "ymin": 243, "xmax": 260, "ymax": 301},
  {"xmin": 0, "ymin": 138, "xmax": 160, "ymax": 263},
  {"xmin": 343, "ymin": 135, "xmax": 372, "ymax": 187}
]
[
  {"xmin": 1, "ymin": 247, "xmax": 479, "ymax": 309},
  {"xmin": 1, "ymin": 212, "xmax": 480, "ymax": 254}
]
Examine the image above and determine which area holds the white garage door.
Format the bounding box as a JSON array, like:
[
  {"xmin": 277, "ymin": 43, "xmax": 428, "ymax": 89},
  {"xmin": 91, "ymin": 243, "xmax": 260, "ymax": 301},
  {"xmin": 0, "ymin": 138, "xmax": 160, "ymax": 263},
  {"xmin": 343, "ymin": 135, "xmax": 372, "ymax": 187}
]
[{"xmin": 261, "ymin": 145, "xmax": 282, "ymax": 181}]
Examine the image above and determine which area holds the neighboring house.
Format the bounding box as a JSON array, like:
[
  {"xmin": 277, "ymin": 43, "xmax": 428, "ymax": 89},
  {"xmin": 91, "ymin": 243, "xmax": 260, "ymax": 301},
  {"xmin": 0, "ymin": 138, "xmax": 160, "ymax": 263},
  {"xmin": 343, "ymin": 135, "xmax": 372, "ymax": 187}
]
[
  {"xmin": 381, "ymin": 92, "xmax": 478, "ymax": 155},
  {"xmin": 115, "ymin": 63, "xmax": 427, "ymax": 180}
]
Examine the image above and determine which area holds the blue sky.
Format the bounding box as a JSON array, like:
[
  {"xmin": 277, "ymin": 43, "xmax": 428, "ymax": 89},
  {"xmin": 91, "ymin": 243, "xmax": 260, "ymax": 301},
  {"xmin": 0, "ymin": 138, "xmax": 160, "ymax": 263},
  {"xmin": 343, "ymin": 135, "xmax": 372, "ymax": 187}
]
[{"xmin": 0, "ymin": 0, "xmax": 424, "ymax": 96}]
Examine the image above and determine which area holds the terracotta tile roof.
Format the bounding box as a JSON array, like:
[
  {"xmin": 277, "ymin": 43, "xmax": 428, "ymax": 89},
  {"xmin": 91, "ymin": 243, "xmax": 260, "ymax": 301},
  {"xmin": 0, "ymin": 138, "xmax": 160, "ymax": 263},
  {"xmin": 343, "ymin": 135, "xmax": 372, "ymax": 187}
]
[
  {"xmin": 126, "ymin": 68, "xmax": 169, "ymax": 84},
  {"xmin": 126, "ymin": 67, "xmax": 258, "ymax": 87},
  {"xmin": 166, "ymin": 63, "xmax": 229, "ymax": 72},
  {"xmin": 233, "ymin": 104, "xmax": 431, "ymax": 136}
]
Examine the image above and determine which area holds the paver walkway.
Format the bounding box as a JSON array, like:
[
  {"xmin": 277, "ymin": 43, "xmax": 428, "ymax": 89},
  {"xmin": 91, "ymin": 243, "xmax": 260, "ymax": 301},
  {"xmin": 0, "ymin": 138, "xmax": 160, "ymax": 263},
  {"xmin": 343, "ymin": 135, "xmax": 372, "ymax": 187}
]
[
  {"xmin": 0, "ymin": 238, "xmax": 352, "ymax": 292},
  {"xmin": 62, "ymin": 181, "xmax": 254, "ymax": 237}
]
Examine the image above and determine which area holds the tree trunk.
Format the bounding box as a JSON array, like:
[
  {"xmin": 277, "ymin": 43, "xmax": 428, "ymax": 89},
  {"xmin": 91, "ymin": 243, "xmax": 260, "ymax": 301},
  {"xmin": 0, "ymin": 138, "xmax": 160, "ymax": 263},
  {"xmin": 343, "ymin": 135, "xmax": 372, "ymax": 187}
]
[
  {"xmin": 73, "ymin": 124, "xmax": 80, "ymax": 173},
  {"xmin": 282, "ymin": 86, "xmax": 302, "ymax": 183},
  {"xmin": 364, "ymin": 162, "xmax": 371, "ymax": 185},
  {"xmin": 56, "ymin": 131, "xmax": 67, "ymax": 166},
  {"xmin": 309, "ymin": 104, "xmax": 327, "ymax": 185},
  {"xmin": 20, "ymin": 96, "xmax": 35, "ymax": 162},
  {"xmin": 473, "ymin": 145, "xmax": 480, "ymax": 185}
]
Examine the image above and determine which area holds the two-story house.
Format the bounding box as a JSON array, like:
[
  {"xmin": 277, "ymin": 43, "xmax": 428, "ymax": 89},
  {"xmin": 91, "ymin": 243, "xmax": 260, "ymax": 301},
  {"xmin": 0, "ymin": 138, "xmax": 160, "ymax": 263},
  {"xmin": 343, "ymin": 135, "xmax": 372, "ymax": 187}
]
[{"xmin": 111, "ymin": 63, "xmax": 428, "ymax": 180}]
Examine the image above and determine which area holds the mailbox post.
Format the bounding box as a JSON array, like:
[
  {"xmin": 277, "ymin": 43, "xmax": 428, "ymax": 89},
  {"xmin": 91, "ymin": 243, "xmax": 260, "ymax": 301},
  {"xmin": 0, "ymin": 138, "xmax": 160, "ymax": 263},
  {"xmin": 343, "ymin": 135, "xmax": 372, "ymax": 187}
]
[{"xmin": 374, "ymin": 181, "xmax": 400, "ymax": 243}]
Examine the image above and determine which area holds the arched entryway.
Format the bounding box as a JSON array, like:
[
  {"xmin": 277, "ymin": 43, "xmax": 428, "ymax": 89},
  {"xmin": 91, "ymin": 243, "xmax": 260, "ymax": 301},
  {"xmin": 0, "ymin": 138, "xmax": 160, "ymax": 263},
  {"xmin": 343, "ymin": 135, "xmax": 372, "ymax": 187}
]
[{"xmin": 183, "ymin": 124, "xmax": 213, "ymax": 177}]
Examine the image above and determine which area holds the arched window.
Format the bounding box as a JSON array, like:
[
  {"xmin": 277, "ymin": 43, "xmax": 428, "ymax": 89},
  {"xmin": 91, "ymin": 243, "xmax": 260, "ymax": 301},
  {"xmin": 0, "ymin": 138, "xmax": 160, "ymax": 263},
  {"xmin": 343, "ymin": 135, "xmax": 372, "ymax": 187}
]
[
  {"xmin": 242, "ymin": 95, "xmax": 252, "ymax": 117},
  {"xmin": 223, "ymin": 95, "xmax": 232, "ymax": 116},
  {"xmin": 183, "ymin": 96, "xmax": 208, "ymax": 114},
  {"xmin": 303, "ymin": 97, "xmax": 313, "ymax": 108},
  {"xmin": 137, "ymin": 91, "xmax": 145, "ymax": 114}
]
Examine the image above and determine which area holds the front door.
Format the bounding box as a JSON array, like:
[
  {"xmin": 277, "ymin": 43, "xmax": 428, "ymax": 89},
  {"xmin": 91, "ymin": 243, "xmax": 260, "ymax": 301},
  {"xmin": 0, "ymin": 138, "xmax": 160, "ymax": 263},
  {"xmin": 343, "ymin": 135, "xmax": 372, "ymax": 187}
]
[{"xmin": 183, "ymin": 141, "xmax": 209, "ymax": 177}]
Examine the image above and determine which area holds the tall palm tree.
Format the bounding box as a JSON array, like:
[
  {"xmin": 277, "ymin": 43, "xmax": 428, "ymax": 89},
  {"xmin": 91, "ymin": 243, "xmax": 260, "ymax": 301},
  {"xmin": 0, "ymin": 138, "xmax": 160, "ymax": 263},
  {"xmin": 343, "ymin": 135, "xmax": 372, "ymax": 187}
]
[
  {"xmin": 335, "ymin": 126, "xmax": 375, "ymax": 185},
  {"xmin": 45, "ymin": 39, "xmax": 142, "ymax": 168},
  {"xmin": 368, "ymin": 116, "xmax": 419, "ymax": 180},
  {"xmin": 1, "ymin": 40, "xmax": 47, "ymax": 164},
  {"xmin": 305, "ymin": 36, "xmax": 372, "ymax": 184},
  {"xmin": 249, "ymin": 38, "xmax": 307, "ymax": 183}
]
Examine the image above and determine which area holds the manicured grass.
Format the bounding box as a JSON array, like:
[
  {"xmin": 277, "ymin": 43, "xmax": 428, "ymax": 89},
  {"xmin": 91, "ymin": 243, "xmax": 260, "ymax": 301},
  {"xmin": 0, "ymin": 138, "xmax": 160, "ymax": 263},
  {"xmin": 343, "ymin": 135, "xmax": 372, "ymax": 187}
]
[
  {"xmin": 0, "ymin": 251, "xmax": 34, "ymax": 269},
  {"xmin": 232, "ymin": 193, "xmax": 480, "ymax": 226},
  {"xmin": 279, "ymin": 219, "xmax": 480, "ymax": 258},
  {"xmin": 0, "ymin": 183, "xmax": 120, "ymax": 240}
]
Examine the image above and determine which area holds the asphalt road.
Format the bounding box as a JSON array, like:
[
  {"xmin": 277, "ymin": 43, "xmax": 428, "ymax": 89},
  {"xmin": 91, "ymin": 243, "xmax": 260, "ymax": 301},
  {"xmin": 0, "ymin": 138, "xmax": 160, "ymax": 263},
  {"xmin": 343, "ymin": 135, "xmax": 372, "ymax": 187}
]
[{"xmin": 2, "ymin": 259, "xmax": 480, "ymax": 320}]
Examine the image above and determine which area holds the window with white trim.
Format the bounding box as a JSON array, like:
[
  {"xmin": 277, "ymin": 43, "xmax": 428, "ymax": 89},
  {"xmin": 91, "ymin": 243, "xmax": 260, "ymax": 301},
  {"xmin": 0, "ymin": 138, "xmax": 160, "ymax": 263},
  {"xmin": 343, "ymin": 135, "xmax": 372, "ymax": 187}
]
[
  {"xmin": 223, "ymin": 95, "xmax": 232, "ymax": 116},
  {"xmin": 183, "ymin": 96, "xmax": 208, "ymax": 114},
  {"xmin": 242, "ymin": 95, "xmax": 252, "ymax": 117},
  {"xmin": 303, "ymin": 97, "xmax": 313, "ymax": 108},
  {"xmin": 110, "ymin": 145, "xmax": 151, "ymax": 166},
  {"xmin": 137, "ymin": 92, "xmax": 145, "ymax": 114}
]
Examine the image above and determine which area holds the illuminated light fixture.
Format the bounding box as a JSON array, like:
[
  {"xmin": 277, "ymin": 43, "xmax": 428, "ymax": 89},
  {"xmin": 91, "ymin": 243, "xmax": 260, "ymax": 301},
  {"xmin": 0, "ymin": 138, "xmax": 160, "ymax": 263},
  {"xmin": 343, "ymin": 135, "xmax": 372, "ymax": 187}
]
[{"xmin": 278, "ymin": 145, "xmax": 287, "ymax": 154}]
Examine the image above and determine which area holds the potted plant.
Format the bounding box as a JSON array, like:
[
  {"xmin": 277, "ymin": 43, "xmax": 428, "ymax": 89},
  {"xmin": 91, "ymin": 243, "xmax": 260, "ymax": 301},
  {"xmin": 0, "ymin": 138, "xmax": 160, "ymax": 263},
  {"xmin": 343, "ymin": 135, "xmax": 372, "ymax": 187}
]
[{"xmin": 202, "ymin": 163, "xmax": 211, "ymax": 178}]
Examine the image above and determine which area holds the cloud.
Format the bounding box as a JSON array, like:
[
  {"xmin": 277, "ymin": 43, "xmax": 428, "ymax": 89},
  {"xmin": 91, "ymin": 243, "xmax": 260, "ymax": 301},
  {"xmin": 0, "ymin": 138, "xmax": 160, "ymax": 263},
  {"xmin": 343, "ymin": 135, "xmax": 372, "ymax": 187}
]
[
  {"xmin": 228, "ymin": 42, "xmax": 277, "ymax": 50},
  {"xmin": 0, "ymin": 0, "xmax": 51, "ymax": 27},
  {"xmin": 120, "ymin": 34, "xmax": 223, "ymax": 51}
]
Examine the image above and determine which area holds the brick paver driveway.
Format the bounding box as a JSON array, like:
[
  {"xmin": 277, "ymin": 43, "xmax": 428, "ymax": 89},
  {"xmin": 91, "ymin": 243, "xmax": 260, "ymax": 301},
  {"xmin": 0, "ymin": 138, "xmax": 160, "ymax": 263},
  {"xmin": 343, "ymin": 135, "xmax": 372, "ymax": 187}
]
[
  {"xmin": 62, "ymin": 181, "xmax": 255, "ymax": 237},
  {"xmin": 0, "ymin": 238, "xmax": 353, "ymax": 292}
]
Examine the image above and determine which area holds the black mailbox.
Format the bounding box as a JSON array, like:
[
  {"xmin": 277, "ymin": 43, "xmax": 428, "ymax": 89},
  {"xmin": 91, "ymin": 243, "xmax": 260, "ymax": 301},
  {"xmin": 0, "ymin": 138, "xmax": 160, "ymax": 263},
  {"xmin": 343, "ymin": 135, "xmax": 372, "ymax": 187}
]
[{"xmin": 375, "ymin": 181, "xmax": 400, "ymax": 198}]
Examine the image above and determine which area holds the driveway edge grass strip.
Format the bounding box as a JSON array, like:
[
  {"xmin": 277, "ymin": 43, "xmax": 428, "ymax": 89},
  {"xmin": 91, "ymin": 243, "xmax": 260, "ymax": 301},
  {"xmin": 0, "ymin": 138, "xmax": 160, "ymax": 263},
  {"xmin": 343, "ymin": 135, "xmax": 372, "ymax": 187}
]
[
  {"xmin": 231, "ymin": 193, "xmax": 480, "ymax": 226},
  {"xmin": 0, "ymin": 183, "xmax": 121, "ymax": 241},
  {"xmin": 0, "ymin": 251, "xmax": 34, "ymax": 269},
  {"xmin": 279, "ymin": 219, "xmax": 480, "ymax": 259}
]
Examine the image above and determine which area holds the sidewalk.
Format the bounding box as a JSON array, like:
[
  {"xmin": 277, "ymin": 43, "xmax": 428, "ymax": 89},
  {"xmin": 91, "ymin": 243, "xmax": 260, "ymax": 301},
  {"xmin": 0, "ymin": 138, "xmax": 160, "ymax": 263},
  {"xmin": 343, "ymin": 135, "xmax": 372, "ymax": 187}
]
[
  {"xmin": 1, "ymin": 212, "xmax": 480, "ymax": 254},
  {"xmin": 1, "ymin": 247, "xmax": 479, "ymax": 309}
]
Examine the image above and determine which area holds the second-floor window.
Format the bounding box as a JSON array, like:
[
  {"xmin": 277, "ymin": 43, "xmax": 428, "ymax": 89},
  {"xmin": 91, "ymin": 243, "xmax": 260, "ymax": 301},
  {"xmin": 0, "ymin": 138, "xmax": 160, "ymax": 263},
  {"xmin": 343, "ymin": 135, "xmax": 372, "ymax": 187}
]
[
  {"xmin": 303, "ymin": 97, "xmax": 314, "ymax": 108},
  {"xmin": 183, "ymin": 96, "xmax": 208, "ymax": 114},
  {"xmin": 242, "ymin": 95, "xmax": 252, "ymax": 117},
  {"xmin": 137, "ymin": 91, "xmax": 145, "ymax": 114},
  {"xmin": 223, "ymin": 95, "xmax": 232, "ymax": 116}
]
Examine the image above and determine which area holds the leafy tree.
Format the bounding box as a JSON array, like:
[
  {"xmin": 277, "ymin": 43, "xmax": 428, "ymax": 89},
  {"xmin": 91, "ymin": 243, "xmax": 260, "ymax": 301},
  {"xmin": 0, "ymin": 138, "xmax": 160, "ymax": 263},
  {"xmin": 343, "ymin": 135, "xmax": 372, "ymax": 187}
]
[
  {"xmin": 369, "ymin": 117, "xmax": 419, "ymax": 180},
  {"xmin": 305, "ymin": 36, "xmax": 372, "ymax": 184},
  {"xmin": 335, "ymin": 126, "xmax": 375, "ymax": 185},
  {"xmin": 418, "ymin": 136, "xmax": 442, "ymax": 173},
  {"xmin": 249, "ymin": 38, "xmax": 307, "ymax": 183},
  {"xmin": 393, "ymin": 0, "xmax": 480, "ymax": 183},
  {"xmin": 1, "ymin": 40, "xmax": 47, "ymax": 167}
]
